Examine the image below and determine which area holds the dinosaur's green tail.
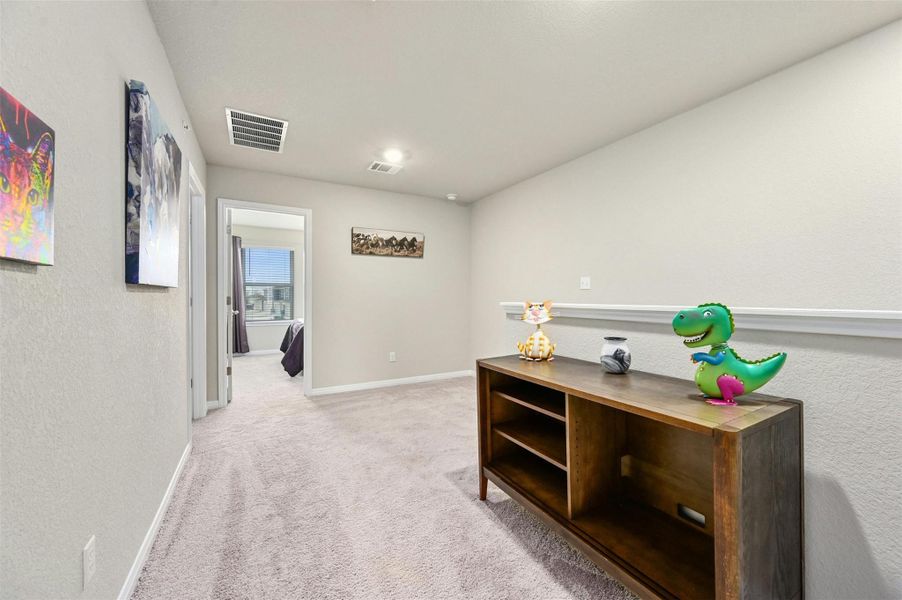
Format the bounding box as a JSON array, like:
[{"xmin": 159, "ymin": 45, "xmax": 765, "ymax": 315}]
[{"xmin": 743, "ymin": 351, "xmax": 787, "ymax": 392}]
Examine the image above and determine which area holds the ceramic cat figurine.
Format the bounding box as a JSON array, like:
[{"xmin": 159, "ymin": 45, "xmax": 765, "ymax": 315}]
[{"xmin": 517, "ymin": 301, "xmax": 556, "ymax": 361}]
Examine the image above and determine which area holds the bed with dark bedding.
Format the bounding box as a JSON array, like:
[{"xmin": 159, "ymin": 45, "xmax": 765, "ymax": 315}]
[{"xmin": 279, "ymin": 319, "xmax": 304, "ymax": 377}]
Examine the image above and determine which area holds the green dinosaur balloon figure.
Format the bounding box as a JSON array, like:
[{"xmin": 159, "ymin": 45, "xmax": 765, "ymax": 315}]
[{"xmin": 672, "ymin": 303, "xmax": 786, "ymax": 405}]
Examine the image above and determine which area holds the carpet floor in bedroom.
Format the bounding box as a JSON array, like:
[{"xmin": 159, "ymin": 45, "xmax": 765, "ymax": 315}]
[{"xmin": 132, "ymin": 354, "xmax": 633, "ymax": 600}]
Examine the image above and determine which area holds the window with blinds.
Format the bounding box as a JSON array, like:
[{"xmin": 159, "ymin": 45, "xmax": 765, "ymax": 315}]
[{"xmin": 241, "ymin": 247, "xmax": 294, "ymax": 321}]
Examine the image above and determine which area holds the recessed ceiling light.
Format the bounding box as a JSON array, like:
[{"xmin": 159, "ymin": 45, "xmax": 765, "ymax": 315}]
[
  {"xmin": 446, "ymin": 193, "xmax": 459, "ymax": 202},
  {"xmin": 382, "ymin": 148, "xmax": 405, "ymax": 163}
]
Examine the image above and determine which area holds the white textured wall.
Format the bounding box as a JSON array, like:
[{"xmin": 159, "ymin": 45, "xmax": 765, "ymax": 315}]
[
  {"xmin": 0, "ymin": 2, "xmax": 206, "ymax": 598},
  {"xmin": 244, "ymin": 324, "xmax": 289, "ymax": 354},
  {"xmin": 232, "ymin": 224, "xmax": 304, "ymax": 351},
  {"xmin": 207, "ymin": 166, "xmax": 470, "ymax": 392},
  {"xmin": 470, "ymin": 22, "xmax": 902, "ymax": 598}
]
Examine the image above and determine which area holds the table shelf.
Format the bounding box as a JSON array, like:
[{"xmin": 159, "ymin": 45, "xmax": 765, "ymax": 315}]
[
  {"xmin": 493, "ymin": 417, "xmax": 567, "ymax": 471},
  {"xmin": 477, "ymin": 355, "xmax": 803, "ymax": 600}
]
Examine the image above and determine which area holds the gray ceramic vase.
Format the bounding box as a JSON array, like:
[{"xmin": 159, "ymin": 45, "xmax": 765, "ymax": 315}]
[{"xmin": 601, "ymin": 337, "xmax": 631, "ymax": 374}]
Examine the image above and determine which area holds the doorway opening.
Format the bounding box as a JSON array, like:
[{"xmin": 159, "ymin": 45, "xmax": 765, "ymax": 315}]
[{"xmin": 216, "ymin": 199, "xmax": 312, "ymax": 405}]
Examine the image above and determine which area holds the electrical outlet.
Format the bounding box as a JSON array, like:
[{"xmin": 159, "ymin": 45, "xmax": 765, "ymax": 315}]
[
  {"xmin": 83, "ymin": 535, "xmax": 96, "ymax": 590},
  {"xmin": 580, "ymin": 276, "xmax": 591, "ymax": 290},
  {"xmin": 389, "ymin": 351, "xmax": 397, "ymax": 362}
]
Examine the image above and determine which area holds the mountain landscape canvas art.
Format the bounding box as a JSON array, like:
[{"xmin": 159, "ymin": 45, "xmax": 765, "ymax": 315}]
[{"xmin": 125, "ymin": 80, "xmax": 182, "ymax": 286}]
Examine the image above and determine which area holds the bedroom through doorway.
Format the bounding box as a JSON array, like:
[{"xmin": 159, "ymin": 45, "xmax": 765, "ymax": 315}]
[{"xmin": 217, "ymin": 199, "xmax": 312, "ymax": 405}]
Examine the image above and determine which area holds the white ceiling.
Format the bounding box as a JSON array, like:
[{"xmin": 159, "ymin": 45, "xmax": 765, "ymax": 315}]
[
  {"xmin": 149, "ymin": 2, "xmax": 902, "ymax": 202},
  {"xmin": 231, "ymin": 209, "xmax": 304, "ymax": 231}
]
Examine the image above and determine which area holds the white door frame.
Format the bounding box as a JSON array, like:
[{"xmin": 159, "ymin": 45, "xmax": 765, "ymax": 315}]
[
  {"xmin": 187, "ymin": 163, "xmax": 208, "ymax": 419},
  {"xmin": 224, "ymin": 207, "xmax": 234, "ymax": 406},
  {"xmin": 217, "ymin": 198, "xmax": 313, "ymax": 401}
]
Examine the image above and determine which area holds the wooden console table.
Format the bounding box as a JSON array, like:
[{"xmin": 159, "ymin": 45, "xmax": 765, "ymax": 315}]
[{"xmin": 477, "ymin": 355, "xmax": 803, "ymax": 600}]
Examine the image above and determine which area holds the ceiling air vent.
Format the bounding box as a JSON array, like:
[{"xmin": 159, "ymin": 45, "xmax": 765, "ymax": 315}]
[
  {"xmin": 367, "ymin": 160, "xmax": 403, "ymax": 175},
  {"xmin": 226, "ymin": 108, "xmax": 288, "ymax": 153}
]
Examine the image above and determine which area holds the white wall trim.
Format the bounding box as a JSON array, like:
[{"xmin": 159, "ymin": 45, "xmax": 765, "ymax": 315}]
[
  {"xmin": 117, "ymin": 443, "xmax": 192, "ymax": 600},
  {"xmin": 187, "ymin": 163, "xmax": 207, "ymax": 420},
  {"xmin": 500, "ymin": 302, "xmax": 902, "ymax": 339},
  {"xmin": 309, "ymin": 370, "xmax": 475, "ymax": 396}
]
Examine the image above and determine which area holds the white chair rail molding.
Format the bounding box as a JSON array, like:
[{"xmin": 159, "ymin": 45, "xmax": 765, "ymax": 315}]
[{"xmin": 500, "ymin": 302, "xmax": 902, "ymax": 339}]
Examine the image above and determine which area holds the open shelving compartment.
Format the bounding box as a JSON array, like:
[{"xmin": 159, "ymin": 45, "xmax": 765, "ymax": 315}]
[
  {"xmin": 566, "ymin": 396, "xmax": 715, "ymax": 598},
  {"xmin": 478, "ymin": 356, "xmax": 803, "ymax": 600},
  {"xmin": 489, "ymin": 378, "xmax": 569, "ymax": 513}
]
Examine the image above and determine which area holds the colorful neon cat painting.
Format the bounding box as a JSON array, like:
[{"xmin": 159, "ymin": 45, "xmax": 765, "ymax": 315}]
[{"xmin": 0, "ymin": 87, "xmax": 55, "ymax": 265}]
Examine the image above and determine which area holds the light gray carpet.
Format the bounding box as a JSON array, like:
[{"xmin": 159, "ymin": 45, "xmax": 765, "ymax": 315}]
[{"xmin": 132, "ymin": 355, "xmax": 633, "ymax": 600}]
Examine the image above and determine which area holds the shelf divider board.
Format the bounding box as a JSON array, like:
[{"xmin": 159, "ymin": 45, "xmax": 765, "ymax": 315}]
[
  {"xmin": 493, "ymin": 389, "xmax": 565, "ymax": 422},
  {"xmin": 493, "ymin": 418, "xmax": 567, "ymax": 471},
  {"xmin": 566, "ymin": 395, "xmax": 624, "ymax": 519}
]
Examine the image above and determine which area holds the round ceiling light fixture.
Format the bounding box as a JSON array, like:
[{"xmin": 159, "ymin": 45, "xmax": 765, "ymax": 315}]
[
  {"xmin": 446, "ymin": 193, "xmax": 459, "ymax": 202},
  {"xmin": 382, "ymin": 148, "xmax": 405, "ymax": 163}
]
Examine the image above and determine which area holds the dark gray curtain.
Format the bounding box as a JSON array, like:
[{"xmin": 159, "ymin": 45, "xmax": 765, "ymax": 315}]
[{"xmin": 232, "ymin": 235, "xmax": 250, "ymax": 354}]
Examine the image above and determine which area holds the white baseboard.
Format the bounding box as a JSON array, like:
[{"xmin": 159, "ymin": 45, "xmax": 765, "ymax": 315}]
[
  {"xmin": 118, "ymin": 442, "xmax": 192, "ymax": 600},
  {"xmin": 309, "ymin": 370, "xmax": 475, "ymax": 396},
  {"xmin": 236, "ymin": 349, "xmax": 282, "ymax": 357}
]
